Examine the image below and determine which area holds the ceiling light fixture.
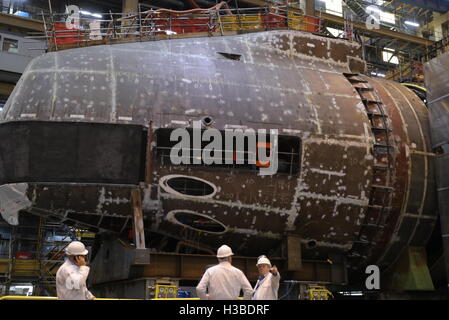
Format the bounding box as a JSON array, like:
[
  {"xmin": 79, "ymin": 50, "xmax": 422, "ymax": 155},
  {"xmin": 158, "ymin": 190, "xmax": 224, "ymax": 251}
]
[{"xmin": 405, "ymin": 21, "xmax": 419, "ymax": 27}]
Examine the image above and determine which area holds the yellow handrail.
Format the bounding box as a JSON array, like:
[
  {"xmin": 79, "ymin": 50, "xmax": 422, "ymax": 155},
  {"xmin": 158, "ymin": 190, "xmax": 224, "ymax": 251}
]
[
  {"xmin": 153, "ymin": 297, "xmax": 243, "ymax": 300},
  {"xmin": 0, "ymin": 295, "xmax": 243, "ymax": 300},
  {"xmin": 152, "ymin": 298, "xmax": 200, "ymax": 300},
  {"xmin": 402, "ymin": 83, "xmax": 427, "ymax": 92},
  {"xmin": 0, "ymin": 296, "xmax": 58, "ymax": 300},
  {"xmin": 0, "ymin": 296, "xmax": 140, "ymax": 300}
]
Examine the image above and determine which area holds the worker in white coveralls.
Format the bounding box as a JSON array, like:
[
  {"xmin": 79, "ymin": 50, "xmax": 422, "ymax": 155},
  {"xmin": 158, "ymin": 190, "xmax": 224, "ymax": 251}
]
[
  {"xmin": 252, "ymin": 255, "xmax": 280, "ymax": 300},
  {"xmin": 56, "ymin": 241, "xmax": 95, "ymax": 300},
  {"xmin": 196, "ymin": 245, "xmax": 253, "ymax": 300}
]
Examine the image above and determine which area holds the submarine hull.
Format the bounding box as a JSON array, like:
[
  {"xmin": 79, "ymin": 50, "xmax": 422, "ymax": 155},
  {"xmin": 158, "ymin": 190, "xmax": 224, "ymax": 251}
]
[{"xmin": 0, "ymin": 30, "xmax": 436, "ymax": 274}]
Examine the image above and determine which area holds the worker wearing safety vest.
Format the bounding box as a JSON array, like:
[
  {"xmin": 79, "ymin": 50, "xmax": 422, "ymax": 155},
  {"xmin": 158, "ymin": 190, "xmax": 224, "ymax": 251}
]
[
  {"xmin": 56, "ymin": 241, "xmax": 95, "ymax": 300},
  {"xmin": 252, "ymin": 255, "xmax": 280, "ymax": 300}
]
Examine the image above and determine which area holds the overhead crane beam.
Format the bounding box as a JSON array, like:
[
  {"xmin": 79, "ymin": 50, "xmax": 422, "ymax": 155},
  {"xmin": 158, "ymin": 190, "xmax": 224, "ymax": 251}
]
[
  {"xmin": 0, "ymin": 82, "xmax": 15, "ymax": 96},
  {"xmin": 320, "ymin": 12, "xmax": 434, "ymax": 47},
  {"xmin": 0, "ymin": 13, "xmax": 44, "ymax": 32}
]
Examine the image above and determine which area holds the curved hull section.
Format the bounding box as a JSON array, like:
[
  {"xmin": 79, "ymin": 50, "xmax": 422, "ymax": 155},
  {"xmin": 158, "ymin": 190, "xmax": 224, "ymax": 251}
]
[{"xmin": 0, "ymin": 30, "xmax": 435, "ymax": 272}]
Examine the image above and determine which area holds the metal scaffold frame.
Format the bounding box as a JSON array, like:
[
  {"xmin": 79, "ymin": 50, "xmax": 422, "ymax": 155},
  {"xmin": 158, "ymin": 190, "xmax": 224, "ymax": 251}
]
[
  {"xmin": 28, "ymin": 3, "xmax": 326, "ymax": 52},
  {"xmin": 22, "ymin": 1, "xmax": 445, "ymax": 84},
  {"xmin": 0, "ymin": 215, "xmax": 85, "ymax": 296}
]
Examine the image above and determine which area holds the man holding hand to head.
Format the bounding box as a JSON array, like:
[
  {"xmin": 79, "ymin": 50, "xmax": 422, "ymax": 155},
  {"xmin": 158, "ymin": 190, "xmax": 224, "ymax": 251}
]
[{"xmin": 56, "ymin": 241, "xmax": 95, "ymax": 300}]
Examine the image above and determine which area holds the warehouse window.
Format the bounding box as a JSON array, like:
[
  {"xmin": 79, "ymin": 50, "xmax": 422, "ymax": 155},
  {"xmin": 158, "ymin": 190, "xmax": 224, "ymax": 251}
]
[
  {"xmin": 382, "ymin": 48, "xmax": 399, "ymax": 64},
  {"xmin": 2, "ymin": 38, "xmax": 19, "ymax": 53},
  {"xmin": 8, "ymin": 284, "xmax": 34, "ymax": 296},
  {"xmin": 326, "ymin": 27, "xmax": 344, "ymax": 38},
  {"xmin": 365, "ymin": 5, "xmax": 395, "ymax": 25},
  {"xmin": 325, "ymin": 0, "xmax": 343, "ymax": 17},
  {"xmin": 379, "ymin": 11, "xmax": 395, "ymax": 24}
]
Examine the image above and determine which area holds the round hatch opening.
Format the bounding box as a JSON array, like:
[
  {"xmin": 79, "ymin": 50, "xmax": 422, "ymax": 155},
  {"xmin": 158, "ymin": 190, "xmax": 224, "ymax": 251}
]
[
  {"xmin": 160, "ymin": 175, "xmax": 217, "ymax": 198},
  {"xmin": 167, "ymin": 210, "xmax": 227, "ymax": 234},
  {"xmin": 306, "ymin": 240, "xmax": 317, "ymax": 249}
]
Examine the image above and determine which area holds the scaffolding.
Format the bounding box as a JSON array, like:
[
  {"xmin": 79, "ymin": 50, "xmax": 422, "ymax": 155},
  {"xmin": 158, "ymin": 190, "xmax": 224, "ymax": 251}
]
[
  {"xmin": 23, "ymin": 1, "xmax": 439, "ymax": 84},
  {"xmin": 0, "ymin": 215, "xmax": 90, "ymax": 296},
  {"xmin": 423, "ymin": 35, "xmax": 449, "ymax": 61},
  {"xmin": 29, "ymin": 3, "xmax": 324, "ymax": 52}
]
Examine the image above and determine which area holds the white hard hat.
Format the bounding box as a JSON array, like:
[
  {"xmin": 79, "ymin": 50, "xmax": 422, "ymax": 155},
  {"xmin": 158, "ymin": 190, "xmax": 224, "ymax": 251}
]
[
  {"xmin": 66, "ymin": 241, "xmax": 88, "ymax": 256},
  {"xmin": 217, "ymin": 245, "xmax": 234, "ymax": 258},
  {"xmin": 256, "ymin": 255, "xmax": 271, "ymax": 267}
]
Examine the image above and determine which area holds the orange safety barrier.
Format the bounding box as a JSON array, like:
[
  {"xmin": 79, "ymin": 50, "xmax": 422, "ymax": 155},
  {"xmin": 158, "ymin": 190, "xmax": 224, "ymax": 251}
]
[
  {"xmin": 262, "ymin": 12, "xmax": 287, "ymax": 30},
  {"xmin": 52, "ymin": 22, "xmax": 82, "ymax": 45},
  {"xmin": 172, "ymin": 15, "xmax": 214, "ymax": 34},
  {"xmin": 302, "ymin": 16, "xmax": 320, "ymax": 33},
  {"xmin": 149, "ymin": 13, "xmax": 214, "ymax": 34}
]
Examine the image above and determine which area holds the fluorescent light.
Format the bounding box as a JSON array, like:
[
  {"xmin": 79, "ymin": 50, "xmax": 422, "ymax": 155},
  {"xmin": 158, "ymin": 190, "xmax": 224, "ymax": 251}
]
[
  {"xmin": 405, "ymin": 21, "xmax": 419, "ymax": 27},
  {"xmin": 370, "ymin": 72, "xmax": 385, "ymax": 78},
  {"xmin": 80, "ymin": 10, "xmax": 102, "ymax": 19}
]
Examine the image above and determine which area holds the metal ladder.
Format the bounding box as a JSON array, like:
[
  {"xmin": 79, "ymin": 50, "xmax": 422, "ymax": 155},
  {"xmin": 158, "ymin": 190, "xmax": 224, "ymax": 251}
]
[
  {"xmin": 35, "ymin": 221, "xmax": 71, "ymax": 295},
  {"xmin": 39, "ymin": 234, "xmax": 72, "ymax": 295},
  {"xmin": 343, "ymin": 0, "xmax": 367, "ymax": 19},
  {"xmin": 343, "ymin": 73, "xmax": 396, "ymax": 269}
]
